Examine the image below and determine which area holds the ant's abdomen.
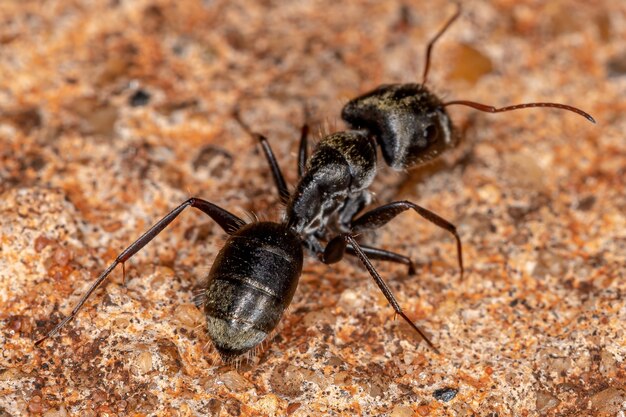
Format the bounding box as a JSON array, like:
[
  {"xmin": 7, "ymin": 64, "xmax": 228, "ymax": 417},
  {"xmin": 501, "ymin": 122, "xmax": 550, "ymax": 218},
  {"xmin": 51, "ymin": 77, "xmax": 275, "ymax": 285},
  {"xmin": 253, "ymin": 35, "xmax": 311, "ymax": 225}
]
[{"xmin": 204, "ymin": 222, "xmax": 303, "ymax": 358}]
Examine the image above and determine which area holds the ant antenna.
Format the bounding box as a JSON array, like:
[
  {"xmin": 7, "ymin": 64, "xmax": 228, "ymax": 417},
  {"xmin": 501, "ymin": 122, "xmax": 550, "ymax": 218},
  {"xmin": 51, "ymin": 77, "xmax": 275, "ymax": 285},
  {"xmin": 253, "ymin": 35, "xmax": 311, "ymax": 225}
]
[
  {"xmin": 422, "ymin": 3, "xmax": 461, "ymax": 85},
  {"xmin": 443, "ymin": 100, "xmax": 596, "ymax": 123}
]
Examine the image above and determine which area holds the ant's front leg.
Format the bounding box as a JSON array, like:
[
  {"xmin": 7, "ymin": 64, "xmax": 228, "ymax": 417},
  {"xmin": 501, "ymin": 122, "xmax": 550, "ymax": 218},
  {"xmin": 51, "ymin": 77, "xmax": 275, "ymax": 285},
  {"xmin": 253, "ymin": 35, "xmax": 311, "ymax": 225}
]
[
  {"xmin": 345, "ymin": 244, "xmax": 416, "ymax": 275},
  {"xmin": 35, "ymin": 198, "xmax": 245, "ymax": 346},
  {"xmin": 321, "ymin": 234, "xmax": 439, "ymax": 353},
  {"xmin": 337, "ymin": 191, "xmax": 371, "ymax": 232},
  {"xmin": 351, "ymin": 201, "xmax": 463, "ymax": 278},
  {"xmin": 321, "ymin": 235, "xmax": 415, "ymax": 272}
]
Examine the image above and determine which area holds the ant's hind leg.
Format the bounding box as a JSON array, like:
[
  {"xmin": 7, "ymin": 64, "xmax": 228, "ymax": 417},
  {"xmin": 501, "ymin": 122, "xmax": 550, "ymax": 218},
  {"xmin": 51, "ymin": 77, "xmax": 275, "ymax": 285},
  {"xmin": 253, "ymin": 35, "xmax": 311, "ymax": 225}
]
[
  {"xmin": 351, "ymin": 200, "xmax": 463, "ymax": 278},
  {"xmin": 233, "ymin": 107, "xmax": 290, "ymax": 204},
  {"xmin": 35, "ymin": 198, "xmax": 244, "ymax": 346},
  {"xmin": 321, "ymin": 235, "xmax": 439, "ymax": 353}
]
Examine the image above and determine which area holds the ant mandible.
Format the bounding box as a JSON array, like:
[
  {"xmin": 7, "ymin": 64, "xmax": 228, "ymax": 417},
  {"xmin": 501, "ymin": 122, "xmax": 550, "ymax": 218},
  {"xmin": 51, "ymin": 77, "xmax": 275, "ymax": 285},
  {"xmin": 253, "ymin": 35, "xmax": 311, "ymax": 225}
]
[{"xmin": 35, "ymin": 5, "xmax": 594, "ymax": 359}]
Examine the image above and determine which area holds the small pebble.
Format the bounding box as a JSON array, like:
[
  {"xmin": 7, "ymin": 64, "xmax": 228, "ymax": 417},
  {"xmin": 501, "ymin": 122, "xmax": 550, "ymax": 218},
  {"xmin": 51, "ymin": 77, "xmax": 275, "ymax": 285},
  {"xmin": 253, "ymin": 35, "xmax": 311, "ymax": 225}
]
[
  {"xmin": 53, "ymin": 247, "xmax": 72, "ymax": 267},
  {"xmin": 85, "ymin": 105, "xmax": 118, "ymax": 136},
  {"xmin": 34, "ymin": 235, "xmax": 54, "ymax": 252},
  {"xmin": 135, "ymin": 351, "xmax": 153, "ymax": 375},
  {"xmin": 270, "ymin": 364, "xmax": 304, "ymax": 397},
  {"xmin": 157, "ymin": 340, "xmax": 183, "ymax": 376},
  {"xmin": 255, "ymin": 394, "xmax": 279, "ymax": 414},
  {"xmin": 129, "ymin": 89, "xmax": 151, "ymax": 107},
  {"xmin": 433, "ymin": 387, "xmax": 458, "ymax": 402},
  {"xmin": 174, "ymin": 303, "xmax": 204, "ymax": 328},
  {"xmin": 286, "ymin": 402, "xmax": 301, "ymax": 415},
  {"xmin": 535, "ymin": 390, "xmax": 559, "ymax": 413},
  {"xmin": 590, "ymin": 387, "xmax": 625, "ymax": 414},
  {"xmin": 217, "ymin": 370, "xmax": 251, "ymax": 392},
  {"xmin": 390, "ymin": 405, "xmax": 413, "ymax": 417},
  {"xmin": 27, "ymin": 396, "xmax": 43, "ymax": 413}
]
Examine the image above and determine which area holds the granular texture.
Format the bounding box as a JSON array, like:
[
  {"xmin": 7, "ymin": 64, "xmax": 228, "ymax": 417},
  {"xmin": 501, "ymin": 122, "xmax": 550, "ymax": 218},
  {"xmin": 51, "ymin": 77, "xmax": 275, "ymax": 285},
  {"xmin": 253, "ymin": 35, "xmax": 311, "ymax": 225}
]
[{"xmin": 0, "ymin": 0, "xmax": 624, "ymax": 416}]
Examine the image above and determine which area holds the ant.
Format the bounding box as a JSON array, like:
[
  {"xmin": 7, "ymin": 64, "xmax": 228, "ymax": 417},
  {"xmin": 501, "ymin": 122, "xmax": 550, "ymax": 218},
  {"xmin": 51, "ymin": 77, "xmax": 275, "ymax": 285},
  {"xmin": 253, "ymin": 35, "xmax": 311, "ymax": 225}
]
[{"xmin": 35, "ymin": 6, "xmax": 594, "ymax": 359}]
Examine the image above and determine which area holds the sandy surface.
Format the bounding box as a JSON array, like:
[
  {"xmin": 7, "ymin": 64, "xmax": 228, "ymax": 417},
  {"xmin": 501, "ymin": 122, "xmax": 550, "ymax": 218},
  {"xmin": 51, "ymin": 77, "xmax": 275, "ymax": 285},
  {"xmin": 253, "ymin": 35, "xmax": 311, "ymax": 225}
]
[{"xmin": 0, "ymin": 0, "xmax": 624, "ymax": 416}]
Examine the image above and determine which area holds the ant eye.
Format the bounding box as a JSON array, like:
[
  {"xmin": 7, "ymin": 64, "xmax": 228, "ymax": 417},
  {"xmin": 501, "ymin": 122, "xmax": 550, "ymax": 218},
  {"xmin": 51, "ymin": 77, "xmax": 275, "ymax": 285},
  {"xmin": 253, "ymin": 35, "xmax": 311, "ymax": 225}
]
[{"xmin": 424, "ymin": 124, "xmax": 439, "ymax": 142}]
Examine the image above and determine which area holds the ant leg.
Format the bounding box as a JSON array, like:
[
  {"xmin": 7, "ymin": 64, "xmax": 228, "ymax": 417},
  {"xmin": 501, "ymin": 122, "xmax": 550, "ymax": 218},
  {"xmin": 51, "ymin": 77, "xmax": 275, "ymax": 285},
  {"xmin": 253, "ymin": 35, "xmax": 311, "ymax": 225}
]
[
  {"xmin": 323, "ymin": 236, "xmax": 416, "ymax": 273},
  {"xmin": 233, "ymin": 108, "xmax": 290, "ymax": 203},
  {"xmin": 35, "ymin": 197, "xmax": 245, "ymax": 346},
  {"xmin": 297, "ymin": 102, "xmax": 311, "ymax": 179},
  {"xmin": 321, "ymin": 235, "xmax": 439, "ymax": 354},
  {"xmin": 346, "ymin": 244, "xmax": 416, "ymax": 275},
  {"xmin": 257, "ymin": 133, "xmax": 290, "ymax": 204},
  {"xmin": 351, "ymin": 201, "xmax": 463, "ymax": 278},
  {"xmin": 297, "ymin": 122, "xmax": 309, "ymax": 179},
  {"xmin": 338, "ymin": 192, "xmax": 371, "ymax": 231}
]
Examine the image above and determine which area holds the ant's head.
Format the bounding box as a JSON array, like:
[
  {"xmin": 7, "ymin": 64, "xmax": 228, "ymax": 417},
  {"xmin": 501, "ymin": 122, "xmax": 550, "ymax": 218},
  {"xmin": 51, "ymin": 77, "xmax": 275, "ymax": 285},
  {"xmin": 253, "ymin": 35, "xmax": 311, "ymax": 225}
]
[
  {"xmin": 341, "ymin": 83, "xmax": 456, "ymax": 170},
  {"xmin": 341, "ymin": 4, "xmax": 594, "ymax": 171}
]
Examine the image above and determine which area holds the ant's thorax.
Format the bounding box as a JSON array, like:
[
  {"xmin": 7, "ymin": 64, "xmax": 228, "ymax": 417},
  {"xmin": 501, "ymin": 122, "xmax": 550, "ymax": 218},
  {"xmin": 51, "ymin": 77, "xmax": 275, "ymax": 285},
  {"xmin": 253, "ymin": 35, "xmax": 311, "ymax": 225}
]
[{"xmin": 286, "ymin": 130, "xmax": 377, "ymax": 245}]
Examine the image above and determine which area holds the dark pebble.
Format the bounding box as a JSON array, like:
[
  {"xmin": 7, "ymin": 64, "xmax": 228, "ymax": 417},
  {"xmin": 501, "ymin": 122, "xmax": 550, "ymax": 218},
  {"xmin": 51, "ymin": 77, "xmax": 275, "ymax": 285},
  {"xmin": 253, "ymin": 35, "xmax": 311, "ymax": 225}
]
[
  {"xmin": 129, "ymin": 89, "xmax": 151, "ymax": 107},
  {"xmin": 433, "ymin": 387, "xmax": 458, "ymax": 402}
]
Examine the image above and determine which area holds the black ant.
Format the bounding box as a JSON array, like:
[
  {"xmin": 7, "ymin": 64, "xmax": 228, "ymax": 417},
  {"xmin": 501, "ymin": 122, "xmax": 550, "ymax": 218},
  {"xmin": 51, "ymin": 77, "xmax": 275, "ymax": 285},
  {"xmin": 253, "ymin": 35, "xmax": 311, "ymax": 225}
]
[{"xmin": 35, "ymin": 6, "xmax": 594, "ymax": 359}]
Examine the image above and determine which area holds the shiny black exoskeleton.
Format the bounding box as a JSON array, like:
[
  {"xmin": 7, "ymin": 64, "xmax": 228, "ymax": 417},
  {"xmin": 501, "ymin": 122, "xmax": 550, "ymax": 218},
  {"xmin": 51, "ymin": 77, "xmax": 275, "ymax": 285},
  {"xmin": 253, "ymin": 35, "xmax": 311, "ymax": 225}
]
[
  {"xmin": 342, "ymin": 83, "xmax": 455, "ymax": 170},
  {"xmin": 35, "ymin": 6, "xmax": 595, "ymax": 359},
  {"xmin": 287, "ymin": 130, "xmax": 377, "ymax": 249},
  {"xmin": 204, "ymin": 222, "xmax": 303, "ymax": 356},
  {"xmin": 226, "ymin": 106, "xmax": 461, "ymax": 357}
]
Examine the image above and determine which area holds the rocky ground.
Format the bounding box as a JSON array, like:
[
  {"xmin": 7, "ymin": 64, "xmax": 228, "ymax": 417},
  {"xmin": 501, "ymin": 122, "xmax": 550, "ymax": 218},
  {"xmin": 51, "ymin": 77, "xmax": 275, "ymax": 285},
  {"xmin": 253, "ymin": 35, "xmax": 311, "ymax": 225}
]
[{"xmin": 0, "ymin": 0, "xmax": 624, "ymax": 415}]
